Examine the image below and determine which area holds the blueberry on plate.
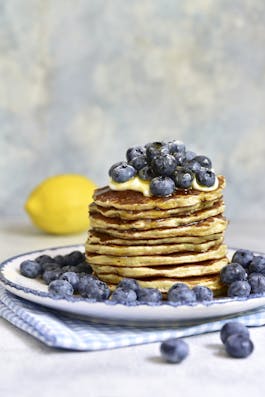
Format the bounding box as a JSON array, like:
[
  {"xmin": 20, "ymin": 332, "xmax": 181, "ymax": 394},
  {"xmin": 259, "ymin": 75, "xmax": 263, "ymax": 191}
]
[
  {"xmin": 167, "ymin": 140, "xmax": 185, "ymax": 155},
  {"xmin": 35, "ymin": 255, "xmax": 55, "ymax": 265},
  {"xmin": 150, "ymin": 177, "xmax": 175, "ymax": 197},
  {"xmin": 20, "ymin": 260, "xmax": 42, "ymax": 278},
  {"xmin": 220, "ymin": 263, "xmax": 247, "ymax": 285},
  {"xmin": 248, "ymin": 273, "xmax": 265, "ymax": 294},
  {"xmin": 192, "ymin": 285, "xmax": 213, "ymax": 302},
  {"xmin": 110, "ymin": 162, "xmax": 136, "ymax": 183},
  {"xmin": 129, "ymin": 155, "xmax": 147, "ymax": 171},
  {"xmin": 145, "ymin": 142, "xmax": 170, "ymax": 162},
  {"xmin": 168, "ymin": 283, "xmax": 196, "ymax": 304},
  {"xmin": 43, "ymin": 269, "xmax": 62, "ymax": 285},
  {"xmin": 224, "ymin": 334, "xmax": 254, "ymax": 358},
  {"xmin": 138, "ymin": 166, "xmax": 154, "ymax": 181},
  {"xmin": 75, "ymin": 262, "xmax": 93, "ymax": 274},
  {"xmin": 59, "ymin": 272, "xmax": 80, "ymax": 291},
  {"xmin": 220, "ymin": 321, "xmax": 250, "ymax": 344},
  {"xmin": 227, "ymin": 280, "xmax": 251, "ymax": 298},
  {"xmin": 77, "ymin": 274, "xmax": 97, "ymax": 296},
  {"xmin": 64, "ymin": 251, "xmax": 85, "ymax": 266},
  {"xmin": 79, "ymin": 278, "xmax": 110, "ymax": 301},
  {"xmin": 53, "ymin": 255, "xmax": 67, "ymax": 266},
  {"xmin": 117, "ymin": 278, "xmax": 140, "ymax": 292},
  {"xmin": 231, "ymin": 249, "xmax": 254, "ymax": 269},
  {"xmin": 111, "ymin": 287, "xmax": 137, "ymax": 305},
  {"xmin": 137, "ymin": 288, "xmax": 162, "ymax": 304},
  {"xmin": 160, "ymin": 338, "xmax": 189, "ymax": 363},
  {"xmin": 196, "ymin": 169, "xmax": 216, "ymax": 187},
  {"xmin": 173, "ymin": 169, "xmax": 194, "ymax": 189},
  {"xmin": 193, "ymin": 155, "xmax": 212, "ymax": 169},
  {"xmin": 248, "ymin": 256, "xmax": 265, "ymax": 276},
  {"xmin": 48, "ymin": 279, "xmax": 74, "ymax": 298},
  {"xmin": 126, "ymin": 145, "xmax": 146, "ymax": 162},
  {"xmin": 41, "ymin": 262, "xmax": 59, "ymax": 272},
  {"xmin": 151, "ymin": 154, "xmax": 176, "ymax": 176}
]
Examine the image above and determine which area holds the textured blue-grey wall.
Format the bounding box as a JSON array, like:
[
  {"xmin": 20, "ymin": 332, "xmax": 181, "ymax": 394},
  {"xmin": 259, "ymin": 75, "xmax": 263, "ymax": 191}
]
[{"xmin": 0, "ymin": 0, "xmax": 265, "ymax": 220}]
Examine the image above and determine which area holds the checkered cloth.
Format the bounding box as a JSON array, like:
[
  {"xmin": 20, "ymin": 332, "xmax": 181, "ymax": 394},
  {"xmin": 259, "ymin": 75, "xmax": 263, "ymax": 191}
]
[{"xmin": 1, "ymin": 285, "xmax": 265, "ymax": 351}]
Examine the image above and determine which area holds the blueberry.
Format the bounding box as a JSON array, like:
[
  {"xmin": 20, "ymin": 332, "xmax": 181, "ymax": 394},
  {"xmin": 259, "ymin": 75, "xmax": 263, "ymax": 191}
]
[
  {"xmin": 220, "ymin": 321, "xmax": 250, "ymax": 343},
  {"xmin": 249, "ymin": 256, "xmax": 265, "ymax": 276},
  {"xmin": 231, "ymin": 249, "xmax": 254, "ymax": 269},
  {"xmin": 185, "ymin": 159, "xmax": 202, "ymax": 173},
  {"xmin": 35, "ymin": 255, "xmax": 55, "ymax": 265},
  {"xmin": 196, "ymin": 169, "xmax": 216, "ymax": 187},
  {"xmin": 185, "ymin": 151, "xmax": 197, "ymax": 161},
  {"xmin": 65, "ymin": 251, "xmax": 85, "ymax": 266},
  {"xmin": 173, "ymin": 169, "xmax": 194, "ymax": 189},
  {"xmin": 192, "ymin": 285, "xmax": 213, "ymax": 302},
  {"xmin": 41, "ymin": 262, "xmax": 59, "ymax": 272},
  {"xmin": 227, "ymin": 280, "xmax": 251, "ymax": 298},
  {"xmin": 77, "ymin": 274, "xmax": 98, "ymax": 296},
  {"xmin": 129, "ymin": 155, "xmax": 147, "ymax": 171},
  {"xmin": 145, "ymin": 142, "xmax": 170, "ymax": 162},
  {"xmin": 111, "ymin": 287, "xmax": 137, "ymax": 305},
  {"xmin": 248, "ymin": 273, "xmax": 265, "ymax": 295},
  {"xmin": 126, "ymin": 145, "xmax": 146, "ymax": 162},
  {"xmin": 225, "ymin": 334, "xmax": 254, "ymax": 358},
  {"xmin": 59, "ymin": 272, "xmax": 80, "ymax": 291},
  {"xmin": 138, "ymin": 166, "xmax": 154, "ymax": 181},
  {"xmin": 75, "ymin": 262, "xmax": 93, "ymax": 274},
  {"xmin": 173, "ymin": 152, "xmax": 186, "ymax": 167},
  {"xmin": 60, "ymin": 265, "xmax": 80, "ymax": 273},
  {"xmin": 168, "ymin": 283, "xmax": 196, "ymax": 304},
  {"xmin": 43, "ymin": 269, "xmax": 62, "ymax": 284},
  {"xmin": 220, "ymin": 263, "xmax": 247, "ymax": 285},
  {"xmin": 150, "ymin": 177, "xmax": 175, "ymax": 197},
  {"xmin": 117, "ymin": 278, "xmax": 140, "ymax": 292},
  {"xmin": 110, "ymin": 162, "xmax": 136, "ymax": 183},
  {"xmin": 48, "ymin": 279, "xmax": 74, "ymax": 298},
  {"xmin": 137, "ymin": 288, "xmax": 162, "ymax": 304},
  {"xmin": 79, "ymin": 278, "xmax": 110, "ymax": 301},
  {"xmin": 53, "ymin": 255, "xmax": 67, "ymax": 266},
  {"xmin": 108, "ymin": 161, "xmax": 123, "ymax": 177},
  {"xmin": 151, "ymin": 154, "xmax": 176, "ymax": 176},
  {"xmin": 193, "ymin": 155, "xmax": 212, "ymax": 169},
  {"xmin": 167, "ymin": 140, "xmax": 185, "ymax": 155},
  {"xmin": 20, "ymin": 260, "xmax": 42, "ymax": 278},
  {"xmin": 160, "ymin": 338, "xmax": 189, "ymax": 363}
]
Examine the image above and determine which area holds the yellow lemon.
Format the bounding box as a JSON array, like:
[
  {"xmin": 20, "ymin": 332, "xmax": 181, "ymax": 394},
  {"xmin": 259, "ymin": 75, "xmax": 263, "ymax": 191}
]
[{"xmin": 25, "ymin": 174, "xmax": 97, "ymax": 235}]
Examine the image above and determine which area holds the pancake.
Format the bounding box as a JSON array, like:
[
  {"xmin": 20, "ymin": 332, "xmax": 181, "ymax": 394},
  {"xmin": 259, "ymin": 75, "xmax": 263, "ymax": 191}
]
[
  {"xmin": 90, "ymin": 198, "xmax": 223, "ymax": 220},
  {"xmin": 93, "ymin": 216, "xmax": 228, "ymax": 239},
  {"xmin": 99, "ymin": 274, "xmax": 225, "ymax": 295},
  {"xmin": 90, "ymin": 201, "xmax": 225, "ymax": 231},
  {"xmin": 94, "ymin": 175, "xmax": 225, "ymax": 211},
  {"xmin": 85, "ymin": 237, "xmax": 223, "ymax": 256},
  {"xmin": 86, "ymin": 244, "xmax": 227, "ymax": 267},
  {"xmin": 88, "ymin": 230, "xmax": 224, "ymax": 246},
  {"xmin": 92, "ymin": 257, "xmax": 228, "ymax": 279}
]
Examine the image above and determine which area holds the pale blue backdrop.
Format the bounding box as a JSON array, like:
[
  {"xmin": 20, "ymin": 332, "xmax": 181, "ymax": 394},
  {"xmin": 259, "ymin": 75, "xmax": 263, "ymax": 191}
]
[{"xmin": 0, "ymin": 0, "xmax": 265, "ymax": 220}]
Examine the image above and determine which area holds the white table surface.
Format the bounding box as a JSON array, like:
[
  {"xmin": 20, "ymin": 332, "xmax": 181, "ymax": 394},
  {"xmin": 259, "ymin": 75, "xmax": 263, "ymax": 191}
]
[{"xmin": 1, "ymin": 218, "xmax": 265, "ymax": 397}]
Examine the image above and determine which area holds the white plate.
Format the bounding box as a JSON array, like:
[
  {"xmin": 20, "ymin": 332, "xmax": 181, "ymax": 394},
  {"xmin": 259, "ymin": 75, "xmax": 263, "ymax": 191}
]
[{"xmin": 1, "ymin": 245, "xmax": 265, "ymax": 326}]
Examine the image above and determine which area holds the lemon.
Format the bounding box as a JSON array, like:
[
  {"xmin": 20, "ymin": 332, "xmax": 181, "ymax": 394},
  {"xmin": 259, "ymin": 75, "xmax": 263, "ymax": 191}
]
[{"xmin": 25, "ymin": 174, "xmax": 97, "ymax": 235}]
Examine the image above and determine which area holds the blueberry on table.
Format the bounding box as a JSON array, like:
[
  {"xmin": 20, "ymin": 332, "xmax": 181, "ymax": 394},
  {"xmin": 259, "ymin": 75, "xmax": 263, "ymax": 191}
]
[
  {"xmin": 173, "ymin": 169, "xmax": 194, "ymax": 189},
  {"xmin": 117, "ymin": 278, "xmax": 140, "ymax": 292},
  {"xmin": 196, "ymin": 169, "xmax": 216, "ymax": 187},
  {"xmin": 168, "ymin": 283, "xmax": 196, "ymax": 304},
  {"xmin": 138, "ymin": 166, "xmax": 154, "ymax": 181},
  {"xmin": 227, "ymin": 280, "xmax": 251, "ymax": 298},
  {"xmin": 137, "ymin": 288, "xmax": 162, "ymax": 304},
  {"xmin": 249, "ymin": 256, "xmax": 265, "ymax": 276},
  {"xmin": 48, "ymin": 279, "xmax": 74, "ymax": 298},
  {"xmin": 145, "ymin": 142, "xmax": 170, "ymax": 162},
  {"xmin": 151, "ymin": 154, "xmax": 176, "ymax": 176},
  {"xmin": 111, "ymin": 287, "xmax": 137, "ymax": 305},
  {"xmin": 150, "ymin": 177, "xmax": 175, "ymax": 197},
  {"xmin": 129, "ymin": 155, "xmax": 147, "ymax": 171},
  {"xmin": 35, "ymin": 255, "xmax": 55, "ymax": 265},
  {"xmin": 60, "ymin": 272, "xmax": 80, "ymax": 291},
  {"xmin": 110, "ymin": 162, "xmax": 137, "ymax": 183},
  {"xmin": 126, "ymin": 145, "xmax": 146, "ymax": 162},
  {"xmin": 248, "ymin": 273, "xmax": 265, "ymax": 294},
  {"xmin": 167, "ymin": 140, "xmax": 185, "ymax": 155},
  {"xmin": 231, "ymin": 249, "xmax": 254, "ymax": 269},
  {"xmin": 65, "ymin": 251, "xmax": 85, "ymax": 266},
  {"xmin": 160, "ymin": 338, "xmax": 189, "ymax": 363},
  {"xmin": 192, "ymin": 285, "xmax": 213, "ymax": 302},
  {"xmin": 43, "ymin": 269, "xmax": 62, "ymax": 284},
  {"xmin": 220, "ymin": 263, "xmax": 247, "ymax": 285},
  {"xmin": 20, "ymin": 260, "xmax": 42, "ymax": 278},
  {"xmin": 220, "ymin": 321, "xmax": 250, "ymax": 344},
  {"xmin": 193, "ymin": 155, "xmax": 212, "ymax": 169},
  {"xmin": 224, "ymin": 334, "xmax": 254, "ymax": 358}
]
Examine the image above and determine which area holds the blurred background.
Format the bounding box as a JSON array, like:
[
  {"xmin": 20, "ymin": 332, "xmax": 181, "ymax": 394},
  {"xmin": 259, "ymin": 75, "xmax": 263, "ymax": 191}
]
[{"xmin": 0, "ymin": 0, "xmax": 265, "ymax": 222}]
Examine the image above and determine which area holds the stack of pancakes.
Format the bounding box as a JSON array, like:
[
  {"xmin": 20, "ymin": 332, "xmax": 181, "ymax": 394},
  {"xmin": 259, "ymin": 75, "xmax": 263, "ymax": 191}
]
[{"xmin": 85, "ymin": 175, "xmax": 228, "ymax": 296}]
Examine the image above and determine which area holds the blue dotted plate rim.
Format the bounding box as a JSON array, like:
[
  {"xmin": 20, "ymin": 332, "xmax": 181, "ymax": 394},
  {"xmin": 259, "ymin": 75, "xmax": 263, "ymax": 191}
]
[{"xmin": 0, "ymin": 244, "xmax": 265, "ymax": 308}]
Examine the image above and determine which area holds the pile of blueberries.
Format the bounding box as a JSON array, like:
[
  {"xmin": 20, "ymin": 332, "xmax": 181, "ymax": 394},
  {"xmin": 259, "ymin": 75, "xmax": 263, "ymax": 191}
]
[
  {"xmin": 161, "ymin": 321, "xmax": 254, "ymax": 363},
  {"xmin": 19, "ymin": 251, "xmax": 214, "ymax": 305},
  {"xmin": 220, "ymin": 249, "xmax": 265, "ymax": 298},
  {"xmin": 109, "ymin": 140, "xmax": 216, "ymax": 196}
]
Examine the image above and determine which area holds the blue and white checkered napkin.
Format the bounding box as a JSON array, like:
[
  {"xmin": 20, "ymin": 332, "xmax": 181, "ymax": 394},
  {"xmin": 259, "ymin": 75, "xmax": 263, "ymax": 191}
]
[{"xmin": 1, "ymin": 285, "xmax": 265, "ymax": 351}]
